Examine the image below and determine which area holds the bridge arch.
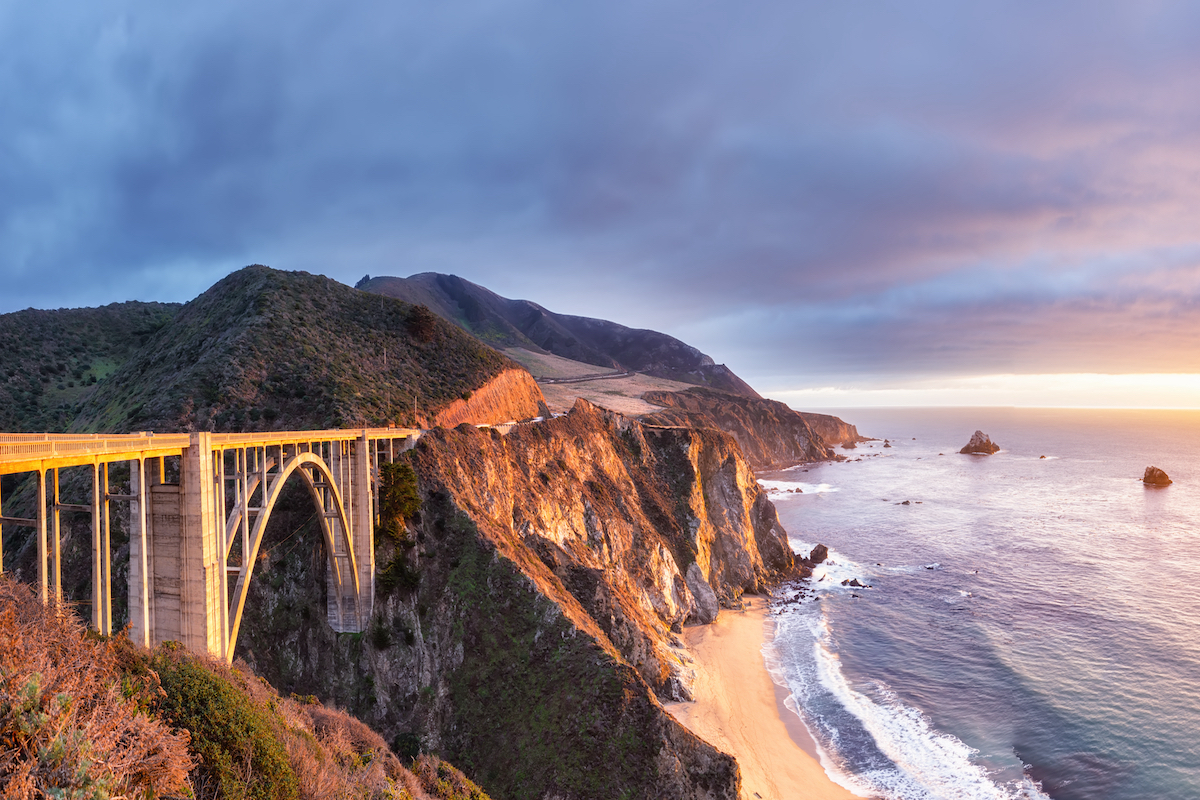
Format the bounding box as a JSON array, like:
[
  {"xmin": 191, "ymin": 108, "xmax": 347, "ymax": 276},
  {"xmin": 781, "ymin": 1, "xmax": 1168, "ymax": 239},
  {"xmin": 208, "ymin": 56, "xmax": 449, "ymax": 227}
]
[{"xmin": 225, "ymin": 451, "xmax": 360, "ymax": 658}]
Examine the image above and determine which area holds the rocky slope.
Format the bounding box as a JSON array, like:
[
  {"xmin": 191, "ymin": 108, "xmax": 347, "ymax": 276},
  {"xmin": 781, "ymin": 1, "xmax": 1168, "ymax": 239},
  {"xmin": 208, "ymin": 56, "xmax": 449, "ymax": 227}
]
[
  {"xmin": 641, "ymin": 387, "xmax": 847, "ymax": 469},
  {"xmin": 796, "ymin": 410, "xmax": 864, "ymax": 446},
  {"xmin": 359, "ymin": 273, "xmax": 760, "ymax": 398},
  {"xmin": 235, "ymin": 399, "xmax": 800, "ymax": 800},
  {"xmin": 431, "ymin": 368, "xmax": 549, "ymax": 428}
]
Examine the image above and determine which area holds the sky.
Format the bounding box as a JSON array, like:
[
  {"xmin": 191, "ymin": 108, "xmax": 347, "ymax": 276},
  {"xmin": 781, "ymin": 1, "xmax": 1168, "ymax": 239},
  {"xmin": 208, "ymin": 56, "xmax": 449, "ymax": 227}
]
[{"xmin": 3, "ymin": 1, "xmax": 1200, "ymax": 407}]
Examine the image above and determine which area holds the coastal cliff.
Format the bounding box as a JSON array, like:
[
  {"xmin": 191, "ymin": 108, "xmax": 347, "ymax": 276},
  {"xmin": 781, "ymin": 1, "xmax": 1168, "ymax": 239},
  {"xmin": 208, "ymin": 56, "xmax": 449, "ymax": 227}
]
[
  {"xmin": 235, "ymin": 399, "xmax": 798, "ymax": 799},
  {"xmin": 796, "ymin": 411, "xmax": 863, "ymax": 446},
  {"xmin": 431, "ymin": 368, "xmax": 547, "ymax": 428},
  {"xmin": 642, "ymin": 387, "xmax": 840, "ymax": 469}
]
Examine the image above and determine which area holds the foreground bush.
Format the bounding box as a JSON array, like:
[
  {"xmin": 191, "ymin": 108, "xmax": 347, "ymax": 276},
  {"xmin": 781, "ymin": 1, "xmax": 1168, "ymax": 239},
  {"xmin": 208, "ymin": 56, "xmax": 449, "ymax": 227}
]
[
  {"xmin": 0, "ymin": 574, "xmax": 492, "ymax": 800},
  {"xmin": 0, "ymin": 576, "xmax": 193, "ymax": 798}
]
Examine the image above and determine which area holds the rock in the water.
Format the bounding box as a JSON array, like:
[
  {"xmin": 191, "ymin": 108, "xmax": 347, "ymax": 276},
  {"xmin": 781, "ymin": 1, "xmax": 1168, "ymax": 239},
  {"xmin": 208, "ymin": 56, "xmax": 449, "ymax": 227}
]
[
  {"xmin": 842, "ymin": 441, "xmax": 857, "ymax": 450},
  {"xmin": 960, "ymin": 430, "xmax": 1000, "ymax": 455},
  {"xmin": 809, "ymin": 543, "xmax": 829, "ymax": 564},
  {"xmin": 1143, "ymin": 466, "xmax": 1173, "ymax": 486}
]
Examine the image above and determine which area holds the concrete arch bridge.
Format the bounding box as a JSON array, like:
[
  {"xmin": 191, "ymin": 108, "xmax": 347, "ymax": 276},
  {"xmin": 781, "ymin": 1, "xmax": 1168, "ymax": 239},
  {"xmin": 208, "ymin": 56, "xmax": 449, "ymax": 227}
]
[{"xmin": 0, "ymin": 428, "xmax": 423, "ymax": 661}]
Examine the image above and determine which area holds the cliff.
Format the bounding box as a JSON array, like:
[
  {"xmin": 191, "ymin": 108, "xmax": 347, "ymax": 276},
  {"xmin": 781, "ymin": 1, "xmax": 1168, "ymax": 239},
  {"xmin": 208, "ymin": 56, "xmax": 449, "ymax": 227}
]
[
  {"xmin": 641, "ymin": 387, "xmax": 840, "ymax": 469},
  {"xmin": 431, "ymin": 368, "xmax": 548, "ymax": 428},
  {"xmin": 796, "ymin": 411, "xmax": 864, "ymax": 446},
  {"xmin": 234, "ymin": 400, "xmax": 799, "ymax": 800}
]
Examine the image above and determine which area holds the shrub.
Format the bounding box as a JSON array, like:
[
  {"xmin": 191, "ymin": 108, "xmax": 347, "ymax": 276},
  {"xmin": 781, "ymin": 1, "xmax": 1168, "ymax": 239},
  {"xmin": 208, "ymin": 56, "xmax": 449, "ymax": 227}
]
[
  {"xmin": 150, "ymin": 644, "xmax": 299, "ymax": 800},
  {"xmin": 0, "ymin": 576, "xmax": 193, "ymax": 798}
]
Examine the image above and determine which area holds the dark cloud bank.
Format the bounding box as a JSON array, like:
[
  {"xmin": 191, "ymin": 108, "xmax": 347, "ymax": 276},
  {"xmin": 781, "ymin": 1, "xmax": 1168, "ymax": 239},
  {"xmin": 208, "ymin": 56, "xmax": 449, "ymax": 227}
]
[{"xmin": 3, "ymin": 1, "xmax": 1200, "ymax": 389}]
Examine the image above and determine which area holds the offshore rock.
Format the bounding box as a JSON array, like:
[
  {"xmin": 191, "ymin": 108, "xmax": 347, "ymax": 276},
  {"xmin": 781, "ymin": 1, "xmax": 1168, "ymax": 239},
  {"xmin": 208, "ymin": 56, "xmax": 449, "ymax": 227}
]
[
  {"xmin": 960, "ymin": 430, "xmax": 1000, "ymax": 455},
  {"xmin": 1143, "ymin": 466, "xmax": 1173, "ymax": 486}
]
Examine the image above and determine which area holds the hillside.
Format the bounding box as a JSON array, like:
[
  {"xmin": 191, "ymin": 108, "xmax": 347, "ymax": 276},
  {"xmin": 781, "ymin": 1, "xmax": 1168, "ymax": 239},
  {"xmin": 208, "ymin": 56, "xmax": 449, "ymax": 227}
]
[
  {"xmin": 0, "ymin": 574, "xmax": 490, "ymax": 800},
  {"xmin": 0, "ymin": 301, "xmax": 179, "ymax": 432},
  {"xmin": 358, "ymin": 273, "xmax": 760, "ymax": 398},
  {"xmin": 70, "ymin": 266, "xmax": 543, "ymax": 434}
]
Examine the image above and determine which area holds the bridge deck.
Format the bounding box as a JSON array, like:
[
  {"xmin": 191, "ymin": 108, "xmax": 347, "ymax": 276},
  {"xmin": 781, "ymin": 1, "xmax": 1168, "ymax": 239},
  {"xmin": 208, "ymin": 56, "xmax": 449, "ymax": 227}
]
[{"xmin": 0, "ymin": 428, "xmax": 423, "ymax": 475}]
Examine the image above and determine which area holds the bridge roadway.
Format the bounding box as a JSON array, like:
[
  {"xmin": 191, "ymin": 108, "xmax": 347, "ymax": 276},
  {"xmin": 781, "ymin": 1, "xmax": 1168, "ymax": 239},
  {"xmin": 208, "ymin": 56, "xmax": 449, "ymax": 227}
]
[{"xmin": 0, "ymin": 427, "xmax": 423, "ymax": 661}]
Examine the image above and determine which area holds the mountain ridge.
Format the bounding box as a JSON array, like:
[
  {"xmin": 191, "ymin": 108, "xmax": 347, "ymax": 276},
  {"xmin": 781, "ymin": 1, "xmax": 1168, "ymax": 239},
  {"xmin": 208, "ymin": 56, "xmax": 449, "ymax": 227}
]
[{"xmin": 358, "ymin": 272, "xmax": 760, "ymax": 398}]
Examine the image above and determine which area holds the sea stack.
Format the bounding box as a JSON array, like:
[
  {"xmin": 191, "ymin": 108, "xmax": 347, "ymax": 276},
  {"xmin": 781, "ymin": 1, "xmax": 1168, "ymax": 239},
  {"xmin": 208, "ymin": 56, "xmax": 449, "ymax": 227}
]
[
  {"xmin": 960, "ymin": 430, "xmax": 1000, "ymax": 455},
  {"xmin": 1143, "ymin": 466, "xmax": 1173, "ymax": 486}
]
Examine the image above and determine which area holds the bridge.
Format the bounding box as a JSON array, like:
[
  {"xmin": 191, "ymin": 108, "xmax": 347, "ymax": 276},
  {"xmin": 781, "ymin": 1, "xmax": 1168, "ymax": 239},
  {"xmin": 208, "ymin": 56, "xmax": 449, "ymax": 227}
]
[{"xmin": 0, "ymin": 428, "xmax": 423, "ymax": 661}]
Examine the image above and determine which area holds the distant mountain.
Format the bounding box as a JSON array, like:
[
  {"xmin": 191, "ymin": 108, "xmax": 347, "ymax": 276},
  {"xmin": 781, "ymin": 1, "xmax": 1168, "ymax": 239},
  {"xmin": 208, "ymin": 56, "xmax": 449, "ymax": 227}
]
[
  {"xmin": 357, "ymin": 273, "xmax": 761, "ymax": 398},
  {"xmin": 68, "ymin": 266, "xmax": 536, "ymax": 434}
]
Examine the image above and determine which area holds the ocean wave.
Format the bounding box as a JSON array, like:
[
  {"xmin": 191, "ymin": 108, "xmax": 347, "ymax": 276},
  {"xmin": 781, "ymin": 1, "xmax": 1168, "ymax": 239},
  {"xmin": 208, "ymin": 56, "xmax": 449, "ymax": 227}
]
[
  {"xmin": 810, "ymin": 633, "xmax": 1051, "ymax": 800},
  {"xmin": 770, "ymin": 548, "xmax": 1050, "ymax": 800},
  {"xmin": 759, "ymin": 479, "xmax": 840, "ymax": 496}
]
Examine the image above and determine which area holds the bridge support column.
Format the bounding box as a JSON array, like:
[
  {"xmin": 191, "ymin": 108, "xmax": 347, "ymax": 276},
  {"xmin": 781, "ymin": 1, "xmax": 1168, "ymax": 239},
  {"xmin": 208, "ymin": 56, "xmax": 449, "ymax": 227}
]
[
  {"xmin": 180, "ymin": 433, "xmax": 225, "ymax": 658},
  {"xmin": 354, "ymin": 432, "xmax": 374, "ymax": 626}
]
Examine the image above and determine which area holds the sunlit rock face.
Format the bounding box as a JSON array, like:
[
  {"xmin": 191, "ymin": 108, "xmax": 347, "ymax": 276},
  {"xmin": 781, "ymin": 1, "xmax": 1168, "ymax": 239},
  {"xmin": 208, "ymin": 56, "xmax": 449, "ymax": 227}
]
[
  {"xmin": 960, "ymin": 430, "xmax": 1000, "ymax": 455},
  {"xmin": 1143, "ymin": 466, "xmax": 1173, "ymax": 485}
]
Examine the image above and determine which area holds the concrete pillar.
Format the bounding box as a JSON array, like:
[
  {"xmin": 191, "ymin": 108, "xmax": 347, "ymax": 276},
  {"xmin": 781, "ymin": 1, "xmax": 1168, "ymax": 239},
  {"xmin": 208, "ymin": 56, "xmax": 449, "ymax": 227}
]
[
  {"xmin": 128, "ymin": 458, "xmax": 151, "ymax": 648},
  {"xmin": 354, "ymin": 431, "xmax": 374, "ymax": 626},
  {"xmin": 36, "ymin": 469, "xmax": 46, "ymax": 605},
  {"xmin": 179, "ymin": 432, "xmax": 224, "ymax": 658}
]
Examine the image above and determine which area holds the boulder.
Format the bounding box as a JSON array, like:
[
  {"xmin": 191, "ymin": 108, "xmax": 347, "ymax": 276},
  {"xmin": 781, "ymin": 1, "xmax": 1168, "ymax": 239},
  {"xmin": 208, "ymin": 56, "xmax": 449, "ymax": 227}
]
[
  {"xmin": 960, "ymin": 430, "xmax": 1000, "ymax": 455},
  {"xmin": 809, "ymin": 543, "xmax": 829, "ymax": 564},
  {"xmin": 1143, "ymin": 466, "xmax": 1173, "ymax": 486},
  {"xmin": 685, "ymin": 563, "xmax": 721, "ymax": 624}
]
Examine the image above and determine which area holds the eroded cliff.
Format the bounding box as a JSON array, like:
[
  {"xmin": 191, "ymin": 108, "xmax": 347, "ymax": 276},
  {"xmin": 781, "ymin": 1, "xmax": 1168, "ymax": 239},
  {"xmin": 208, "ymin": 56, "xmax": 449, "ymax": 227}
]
[
  {"xmin": 431, "ymin": 368, "xmax": 548, "ymax": 428},
  {"xmin": 235, "ymin": 399, "xmax": 798, "ymax": 800},
  {"xmin": 642, "ymin": 387, "xmax": 836, "ymax": 469}
]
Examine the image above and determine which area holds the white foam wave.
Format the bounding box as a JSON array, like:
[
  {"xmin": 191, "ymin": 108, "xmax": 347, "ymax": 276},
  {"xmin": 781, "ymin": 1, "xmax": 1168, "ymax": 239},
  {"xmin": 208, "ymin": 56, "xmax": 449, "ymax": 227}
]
[
  {"xmin": 759, "ymin": 478, "xmax": 840, "ymax": 496},
  {"xmin": 805, "ymin": 616, "xmax": 1051, "ymax": 800}
]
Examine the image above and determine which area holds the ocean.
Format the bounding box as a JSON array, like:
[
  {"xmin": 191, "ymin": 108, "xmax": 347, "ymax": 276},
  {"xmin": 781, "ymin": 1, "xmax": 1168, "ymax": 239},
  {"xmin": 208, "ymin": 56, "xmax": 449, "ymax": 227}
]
[{"xmin": 759, "ymin": 407, "xmax": 1200, "ymax": 800}]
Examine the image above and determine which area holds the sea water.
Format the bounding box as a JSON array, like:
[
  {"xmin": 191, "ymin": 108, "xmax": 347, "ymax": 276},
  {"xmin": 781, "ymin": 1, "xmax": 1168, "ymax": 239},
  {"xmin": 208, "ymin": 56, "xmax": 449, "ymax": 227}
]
[{"xmin": 760, "ymin": 408, "xmax": 1200, "ymax": 800}]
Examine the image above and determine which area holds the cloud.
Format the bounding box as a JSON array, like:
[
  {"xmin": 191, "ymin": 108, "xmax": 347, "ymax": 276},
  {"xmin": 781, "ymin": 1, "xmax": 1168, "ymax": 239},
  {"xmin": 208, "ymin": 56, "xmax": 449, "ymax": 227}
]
[{"xmin": 2, "ymin": 1, "xmax": 1199, "ymax": 388}]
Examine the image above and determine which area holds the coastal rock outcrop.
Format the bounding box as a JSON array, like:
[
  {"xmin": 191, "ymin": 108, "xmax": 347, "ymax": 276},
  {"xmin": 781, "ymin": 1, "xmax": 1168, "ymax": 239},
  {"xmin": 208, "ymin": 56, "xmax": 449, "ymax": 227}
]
[
  {"xmin": 236, "ymin": 398, "xmax": 794, "ymax": 800},
  {"xmin": 960, "ymin": 430, "xmax": 1000, "ymax": 455},
  {"xmin": 431, "ymin": 368, "xmax": 546, "ymax": 427},
  {"xmin": 1143, "ymin": 466, "xmax": 1173, "ymax": 486},
  {"xmin": 642, "ymin": 387, "xmax": 858, "ymax": 469}
]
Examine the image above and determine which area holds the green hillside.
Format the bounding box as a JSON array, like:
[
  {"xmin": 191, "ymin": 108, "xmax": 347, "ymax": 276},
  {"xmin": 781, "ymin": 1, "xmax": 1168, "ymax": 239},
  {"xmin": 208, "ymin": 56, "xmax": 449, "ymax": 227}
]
[
  {"xmin": 0, "ymin": 301, "xmax": 179, "ymax": 432},
  {"xmin": 70, "ymin": 266, "xmax": 517, "ymax": 434}
]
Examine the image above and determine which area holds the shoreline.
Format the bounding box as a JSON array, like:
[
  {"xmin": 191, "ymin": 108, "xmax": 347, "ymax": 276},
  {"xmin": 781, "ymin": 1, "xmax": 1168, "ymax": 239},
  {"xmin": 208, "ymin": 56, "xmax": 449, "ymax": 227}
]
[{"xmin": 664, "ymin": 597, "xmax": 860, "ymax": 800}]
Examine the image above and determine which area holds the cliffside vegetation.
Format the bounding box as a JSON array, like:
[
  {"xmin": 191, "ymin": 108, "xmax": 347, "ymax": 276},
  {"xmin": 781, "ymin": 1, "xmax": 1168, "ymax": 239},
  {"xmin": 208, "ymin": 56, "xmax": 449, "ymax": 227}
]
[
  {"xmin": 0, "ymin": 574, "xmax": 491, "ymax": 800},
  {"xmin": 235, "ymin": 400, "xmax": 804, "ymax": 799}
]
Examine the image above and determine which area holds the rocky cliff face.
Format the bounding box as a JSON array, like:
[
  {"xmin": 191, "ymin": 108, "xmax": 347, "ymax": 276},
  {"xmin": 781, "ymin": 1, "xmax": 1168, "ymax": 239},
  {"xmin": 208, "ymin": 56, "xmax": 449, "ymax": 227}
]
[
  {"xmin": 642, "ymin": 387, "xmax": 836, "ymax": 470},
  {"xmin": 796, "ymin": 411, "xmax": 864, "ymax": 446},
  {"xmin": 235, "ymin": 400, "xmax": 797, "ymax": 800},
  {"xmin": 431, "ymin": 368, "xmax": 548, "ymax": 428}
]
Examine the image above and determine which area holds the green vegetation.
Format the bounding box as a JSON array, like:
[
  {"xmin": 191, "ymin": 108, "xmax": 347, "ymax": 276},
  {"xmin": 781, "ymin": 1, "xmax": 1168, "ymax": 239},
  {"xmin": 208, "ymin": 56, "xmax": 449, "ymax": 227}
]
[
  {"xmin": 64, "ymin": 265, "xmax": 517, "ymax": 434},
  {"xmin": 151, "ymin": 642, "xmax": 299, "ymax": 800},
  {"xmin": 0, "ymin": 574, "xmax": 492, "ymax": 800},
  {"xmin": 0, "ymin": 301, "xmax": 179, "ymax": 431}
]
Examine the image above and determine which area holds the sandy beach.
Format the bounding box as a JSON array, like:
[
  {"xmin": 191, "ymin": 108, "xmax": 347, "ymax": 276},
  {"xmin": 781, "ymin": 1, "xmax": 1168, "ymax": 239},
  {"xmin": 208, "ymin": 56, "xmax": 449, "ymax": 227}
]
[{"xmin": 665, "ymin": 597, "xmax": 861, "ymax": 800}]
